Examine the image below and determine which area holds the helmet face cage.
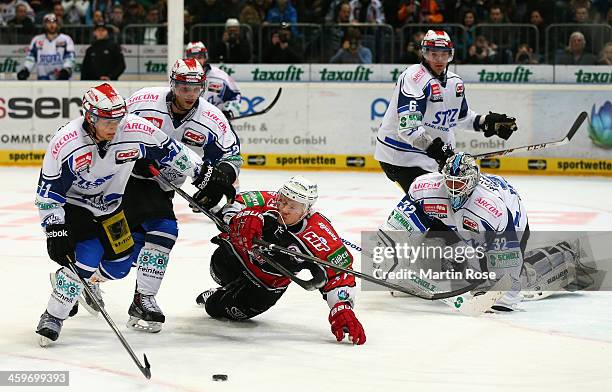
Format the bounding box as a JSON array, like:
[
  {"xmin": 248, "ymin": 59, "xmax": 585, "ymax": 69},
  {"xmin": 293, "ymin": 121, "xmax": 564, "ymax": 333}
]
[{"xmin": 442, "ymin": 153, "xmax": 479, "ymax": 210}]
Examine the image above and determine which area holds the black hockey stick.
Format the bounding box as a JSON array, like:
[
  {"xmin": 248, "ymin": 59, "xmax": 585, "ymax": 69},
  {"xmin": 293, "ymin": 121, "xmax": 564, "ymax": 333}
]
[
  {"xmin": 65, "ymin": 258, "xmax": 151, "ymax": 379},
  {"xmin": 253, "ymin": 239, "xmax": 483, "ymax": 300},
  {"xmin": 147, "ymin": 165, "xmax": 325, "ymax": 291},
  {"xmin": 233, "ymin": 88, "xmax": 282, "ymax": 120},
  {"xmin": 474, "ymin": 111, "xmax": 587, "ymax": 160}
]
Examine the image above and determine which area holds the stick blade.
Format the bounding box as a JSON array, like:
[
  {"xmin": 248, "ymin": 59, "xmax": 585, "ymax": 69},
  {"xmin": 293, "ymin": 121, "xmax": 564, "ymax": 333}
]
[
  {"xmin": 566, "ymin": 111, "xmax": 588, "ymax": 141},
  {"xmin": 140, "ymin": 354, "xmax": 152, "ymax": 379}
]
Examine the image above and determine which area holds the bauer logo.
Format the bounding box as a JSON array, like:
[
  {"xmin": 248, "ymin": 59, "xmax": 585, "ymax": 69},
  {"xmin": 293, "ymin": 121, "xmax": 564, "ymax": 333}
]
[
  {"xmin": 115, "ymin": 148, "xmax": 140, "ymax": 163},
  {"xmin": 528, "ymin": 159, "xmax": 547, "ymax": 170},
  {"xmin": 346, "ymin": 156, "xmax": 365, "ymax": 167},
  {"xmin": 247, "ymin": 155, "xmax": 266, "ymax": 166},
  {"xmin": 479, "ymin": 158, "xmax": 500, "ymax": 169}
]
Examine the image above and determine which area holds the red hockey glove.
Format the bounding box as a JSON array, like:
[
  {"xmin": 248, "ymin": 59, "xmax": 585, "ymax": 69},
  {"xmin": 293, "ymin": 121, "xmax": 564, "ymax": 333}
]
[
  {"xmin": 328, "ymin": 302, "xmax": 366, "ymax": 345},
  {"xmin": 229, "ymin": 209, "xmax": 264, "ymax": 250}
]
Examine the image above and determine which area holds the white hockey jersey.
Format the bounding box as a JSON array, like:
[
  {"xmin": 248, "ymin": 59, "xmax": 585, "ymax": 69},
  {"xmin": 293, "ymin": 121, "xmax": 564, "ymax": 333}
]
[
  {"xmin": 23, "ymin": 33, "xmax": 75, "ymax": 80},
  {"xmin": 375, "ymin": 64, "xmax": 480, "ymax": 171},
  {"xmin": 35, "ymin": 114, "xmax": 203, "ymax": 227},
  {"xmin": 385, "ymin": 172, "xmax": 528, "ymax": 307},
  {"xmin": 127, "ymin": 86, "xmax": 242, "ymax": 191},
  {"xmin": 202, "ymin": 64, "xmax": 241, "ymax": 118}
]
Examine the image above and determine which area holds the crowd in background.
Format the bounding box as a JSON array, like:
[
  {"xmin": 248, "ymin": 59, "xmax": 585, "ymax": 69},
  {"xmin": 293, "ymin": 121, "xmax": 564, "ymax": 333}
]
[{"xmin": 0, "ymin": 0, "xmax": 611, "ymax": 65}]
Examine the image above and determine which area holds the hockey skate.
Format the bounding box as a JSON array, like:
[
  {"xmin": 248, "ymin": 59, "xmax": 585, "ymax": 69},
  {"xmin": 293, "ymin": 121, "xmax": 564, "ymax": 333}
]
[
  {"xmin": 36, "ymin": 311, "xmax": 64, "ymax": 347},
  {"xmin": 195, "ymin": 288, "xmax": 219, "ymax": 307},
  {"xmin": 127, "ymin": 292, "xmax": 165, "ymax": 333},
  {"xmin": 49, "ymin": 272, "xmax": 78, "ymax": 317},
  {"xmin": 78, "ymin": 279, "xmax": 105, "ymax": 315}
]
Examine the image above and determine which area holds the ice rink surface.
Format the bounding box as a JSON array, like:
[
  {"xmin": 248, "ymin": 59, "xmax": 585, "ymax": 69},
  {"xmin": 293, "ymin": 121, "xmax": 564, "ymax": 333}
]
[{"xmin": 1, "ymin": 167, "xmax": 611, "ymax": 392}]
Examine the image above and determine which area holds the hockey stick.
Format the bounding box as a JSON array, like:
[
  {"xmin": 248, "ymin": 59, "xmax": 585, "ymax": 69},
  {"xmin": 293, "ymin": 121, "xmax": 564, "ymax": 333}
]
[
  {"xmin": 65, "ymin": 258, "xmax": 151, "ymax": 379},
  {"xmin": 147, "ymin": 165, "xmax": 325, "ymax": 291},
  {"xmin": 474, "ymin": 111, "xmax": 587, "ymax": 160},
  {"xmin": 233, "ymin": 88, "xmax": 282, "ymax": 120},
  {"xmin": 253, "ymin": 238, "xmax": 485, "ymax": 300}
]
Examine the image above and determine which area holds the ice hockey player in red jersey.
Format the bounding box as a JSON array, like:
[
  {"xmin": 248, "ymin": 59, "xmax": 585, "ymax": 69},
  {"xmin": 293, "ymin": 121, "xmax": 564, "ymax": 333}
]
[{"xmin": 196, "ymin": 176, "xmax": 366, "ymax": 345}]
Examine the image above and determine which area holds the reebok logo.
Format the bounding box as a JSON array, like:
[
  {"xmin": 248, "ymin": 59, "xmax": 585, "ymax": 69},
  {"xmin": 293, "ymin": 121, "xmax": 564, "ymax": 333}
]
[{"xmin": 46, "ymin": 229, "xmax": 68, "ymax": 238}]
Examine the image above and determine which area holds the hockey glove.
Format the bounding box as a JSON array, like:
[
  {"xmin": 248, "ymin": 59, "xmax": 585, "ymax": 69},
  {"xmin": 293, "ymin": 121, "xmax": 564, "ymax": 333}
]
[
  {"xmin": 17, "ymin": 68, "xmax": 30, "ymax": 80},
  {"xmin": 132, "ymin": 158, "xmax": 159, "ymax": 178},
  {"xmin": 425, "ymin": 137, "xmax": 454, "ymax": 170},
  {"xmin": 57, "ymin": 68, "xmax": 71, "ymax": 80},
  {"xmin": 480, "ymin": 112, "xmax": 517, "ymax": 140},
  {"xmin": 229, "ymin": 209, "xmax": 264, "ymax": 250},
  {"xmin": 45, "ymin": 224, "xmax": 75, "ymax": 267},
  {"xmin": 262, "ymin": 214, "xmax": 294, "ymax": 247},
  {"xmin": 329, "ymin": 302, "xmax": 366, "ymax": 345},
  {"xmin": 192, "ymin": 162, "xmax": 237, "ymax": 210}
]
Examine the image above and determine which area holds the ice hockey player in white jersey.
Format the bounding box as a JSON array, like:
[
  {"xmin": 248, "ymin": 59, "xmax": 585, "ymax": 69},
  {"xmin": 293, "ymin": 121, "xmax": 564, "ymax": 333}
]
[
  {"xmin": 17, "ymin": 14, "xmax": 75, "ymax": 80},
  {"xmin": 375, "ymin": 30, "xmax": 518, "ymax": 192},
  {"xmin": 34, "ymin": 83, "xmax": 213, "ymax": 346},
  {"xmin": 118, "ymin": 58, "xmax": 241, "ymax": 332},
  {"xmin": 185, "ymin": 41, "xmax": 242, "ymax": 119}
]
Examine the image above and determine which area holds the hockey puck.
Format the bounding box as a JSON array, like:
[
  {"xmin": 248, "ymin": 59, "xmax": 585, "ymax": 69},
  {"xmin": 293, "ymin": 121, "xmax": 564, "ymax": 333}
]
[{"xmin": 212, "ymin": 374, "xmax": 228, "ymax": 382}]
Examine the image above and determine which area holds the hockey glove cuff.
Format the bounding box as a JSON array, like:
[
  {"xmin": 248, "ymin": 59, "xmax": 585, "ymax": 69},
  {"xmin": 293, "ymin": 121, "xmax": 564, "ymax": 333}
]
[{"xmin": 192, "ymin": 162, "xmax": 237, "ymax": 210}]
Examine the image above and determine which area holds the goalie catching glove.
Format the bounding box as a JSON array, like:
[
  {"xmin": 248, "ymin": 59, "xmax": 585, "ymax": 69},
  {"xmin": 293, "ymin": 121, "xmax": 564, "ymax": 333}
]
[
  {"xmin": 328, "ymin": 302, "xmax": 366, "ymax": 345},
  {"xmin": 192, "ymin": 162, "xmax": 237, "ymax": 210},
  {"xmin": 477, "ymin": 112, "xmax": 517, "ymax": 140}
]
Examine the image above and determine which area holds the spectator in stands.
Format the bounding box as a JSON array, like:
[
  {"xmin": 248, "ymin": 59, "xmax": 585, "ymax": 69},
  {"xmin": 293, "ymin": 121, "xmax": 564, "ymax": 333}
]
[
  {"xmin": 225, "ymin": 0, "xmax": 242, "ymax": 19},
  {"xmin": 154, "ymin": 0, "xmax": 168, "ymax": 23},
  {"xmin": 141, "ymin": 6, "xmax": 165, "ymax": 45},
  {"xmin": 399, "ymin": 30, "xmax": 424, "ymax": 64},
  {"xmin": 265, "ymin": 0, "xmax": 298, "ymax": 36},
  {"xmin": 53, "ymin": 2, "xmax": 65, "ymax": 26},
  {"xmin": 29, "ymin": 0, "xmax": 47, "ymax": 24},
  {"xmin": 191, "ymin": 0, "xmax": 227, "ymax": 24},
  {"xmin": 466, "ymin": 34, "xmax": 500, "ymax": 64},
  {"xmin": 597, "ymin": 41, "xmax": 612, "ymax": 65},
  {"xmin": 124, "ymin": 0, "xmax": 145, "ymax": 25},
  {"xmin": 0, "ymin": 0, "xmax": 34, "ymax": 23},
  {"xmin": 324, "ymin": 1, "xmax": 350, "ymax": 59},
  {"xmin": 330, "ymin": 26, "xmax": 372, "ymax": 63},
  {"xmin": 348, "ymin": 0, "xmax": 385, "ymax": 24},
  {"xmin": 108, "ymin": 5, "xmax": 124, "ymax": 36},
  {"xmin": 556, "ymin": 31, "xmax": 597, "ymax": 64},
  {"xmin": 397, "ymin": 0, "xmax": 443, "ymax": 25},
  {"xmin": 573, "ymin": 5, "xmax": 591, "ymax": 23},
  {"xmin": 212, "ymin": 18, "xmax": 252, "ymax": 63},
  {"xmin": 91, "ymin": 9, "xmax": 104, "ymax": 25},
  {"xmin": 240, "ymin": 0, "xmax": 266, "ymax": 26},
  {"xmin": 608, "ymin": 7, "xmax": 612, "ymax": 26},
  {"xmin": 455, "ymin": 9, "xmax": 477, "ymax": 62},
  {"xmin": 81, "ymin": 22, "xmax": 125, "ymax": 80},
  {"xmin": 62, "ymin": 0, "xmax": 89, "ymax": 24},
  {"xmin": 263, "ymin": 23, "xmax": 302, "ymax": 62},
  {"xmin": 528, "ymin": 9, "xmax": 546, "ymax": 57},
  {"xmin": 514, "ymin": 42, "xmax": 538, "ymax": 64},
  {"xmin": 7, "ymin": 3, "xmax": 34, "ymax": 34}
]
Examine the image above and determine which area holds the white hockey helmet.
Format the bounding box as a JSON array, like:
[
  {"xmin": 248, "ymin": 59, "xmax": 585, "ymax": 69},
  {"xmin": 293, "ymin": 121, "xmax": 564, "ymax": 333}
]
[
  {"xmin": 442, "ymin": 152, "xmax": 480, "ymax": 210},
  {"xmin": 82, "ymin": 83, "xmax": 127, "ymax": 123},
  {"xmin": 170, "ymin": 58, "xmax": 205, "ymax": 86},
  {"xmin": 278, "ymin": 176, "xmax": 318, "ymax": 216},
  {"xmin": 421, "ymin": 30, "xmax": 455, "ymax": 62},
  {"xmin": 185, "ymin": 41, "xmax": 208, "ymax": 61}
]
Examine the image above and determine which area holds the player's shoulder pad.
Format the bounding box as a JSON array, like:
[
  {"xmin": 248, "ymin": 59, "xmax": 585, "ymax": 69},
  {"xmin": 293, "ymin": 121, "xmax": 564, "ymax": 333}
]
[
  {"xmin": 400, "ymin": 63, "xmax": 432, "ymax": 93},
  {"xmin": 47, "ymin": 117, "xmax": 88, "ymax": 162},
  {"xmin": 58, "ymin": 33, "xmax": 74, "ymax": 44},
  {"xmin": 465, "ymin": 187, "xmax": 508, "ymax": 231},
  {"xmin": 121, "ymin": 114, "xmax": 161, "ymax": 140},
  {"xmin": 303, "ymin": 212, "xmax": 352, "ymax": 268},
  {"xmin": 199, "ymin": 102, "xmax": 230, "ymax": 135},
  {"xmin": 31, "ymin": 34, "xmax": 45, "ymax": 46},
  {"xmin": 127, "ymin": 86, "xmax": 168, "ymax": 108},
  {"xmin": 409, "ymin": 172, "xmax": 445, "ymax": 199},
  {"xmin": 237, "ymin": 191, "xmax": 278, "ymax": 208}
]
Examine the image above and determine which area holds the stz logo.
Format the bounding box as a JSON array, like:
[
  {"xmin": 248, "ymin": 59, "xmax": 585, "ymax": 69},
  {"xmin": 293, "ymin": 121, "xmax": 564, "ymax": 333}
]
[
  {"xmin": 430, "ymin": 83, "xmax": 443, "ymax": 102},
  {"xmin": 143, "ymin": 116, "xmax": 163, "ymax": 128},
  {"xmin": 247, "ymin": 155, "xmax": 266, "ymax": 166},
  {"xmin": 74, "ymin": 151, "xmax": 92, "ymax": 172},
  {"xmin": 346, "ymin": 156, "xmax": 365, "ymax": 167},
  {"xmin": 182, "ymin": 129, "xmax": 206, "ymax": 146},
  {"xmin": 462, "ymin": 217, "xmax": 479, "ymax": 233},
  {"xmin": 455, "ymin": 83, "xmax": 464, "ymax": 97},
  {"xmin": 423, "ymin": 203, "xmax": 448, "ymax": 218},
  {"xmin": 303, "ymin": 231, "xmax": 330, "ymax": 252},
  {"xmin": 528, "ymin": 159, "xmax": 547, "ymax": 170},
  {"xmin": 115, "ymin": 148, "xmax": 140, "ymax": 164}
]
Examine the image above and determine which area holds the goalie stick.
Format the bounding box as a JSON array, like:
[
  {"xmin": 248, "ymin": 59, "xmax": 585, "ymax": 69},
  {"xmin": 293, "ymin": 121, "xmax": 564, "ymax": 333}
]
[
  {"xmin": 474, "ymin": 111, "xmax": 587, "ymax": 160},
  {"xmin": 147, "ymin": 165, "xmax": 325, "ymax": 291},
  {"xmin": 233, "ymin": 88, "xmax": 282, "ymax": 120},
  {"xmin": 64, "ymin": 258, "xmax": 152, "ymax": 379}
]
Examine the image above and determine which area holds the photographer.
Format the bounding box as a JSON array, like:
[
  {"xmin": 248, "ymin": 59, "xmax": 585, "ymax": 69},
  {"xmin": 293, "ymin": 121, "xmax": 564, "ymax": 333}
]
[
  {"xmin": 514, "ymin": 43, "xmax": 539, "ymax": 64},
  {"xmin": 329, "ymin": 27, "xmax": 372, "ymax": 64},
  {"xmin": 263, "ymin": 25, "xmax": 303, "ymax": 63},
  {"xmin": 211, "ymin": 18, "xmax": 252, "ymax": 63},
  {"xmin": 465, "ymin": 35, "xmax": 500, "ymax": 64}
]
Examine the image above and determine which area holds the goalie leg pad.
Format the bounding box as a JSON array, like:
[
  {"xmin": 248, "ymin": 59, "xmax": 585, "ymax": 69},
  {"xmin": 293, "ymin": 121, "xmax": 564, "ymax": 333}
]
[{"xmin": 521, "ymin": 241, "xmax": 578, "ymax": 300}]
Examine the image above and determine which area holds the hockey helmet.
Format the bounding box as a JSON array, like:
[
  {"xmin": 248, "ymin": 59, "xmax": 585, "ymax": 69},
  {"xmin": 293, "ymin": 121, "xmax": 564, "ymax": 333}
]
[
  {"xmin": 277, "ymin": 176, "xmax": 318, "ymax": 218},
  {"xmin": 43, "ymin": 13, "xmax": 58, "ymax": 24},
  {"xmin": 421, "ymin": 30, "xmax": 454, "ymax": 63},
  {"xmin": 82, "ymin": 83, "xmax": 127, "ymax": 123},
  {"xmin": 170, "ymin": 58, "xmax": 205, "ymax": 86},
  {"xmin": 185, "ymin": 41, "xmax": 209, "ymax": 61},
  {"xmin": 441, "ymin": 152, "xmax": 480, "ymax": 210}
]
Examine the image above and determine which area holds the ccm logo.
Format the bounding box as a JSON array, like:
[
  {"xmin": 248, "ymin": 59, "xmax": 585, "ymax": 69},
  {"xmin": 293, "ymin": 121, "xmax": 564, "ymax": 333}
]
[
  {"xmin": 115, "ymin": 148, "xmax": 140, "ymax": 163},
  {"xmin": 182, "ymin": 129, "xmax": 206, "ymax": 146}
]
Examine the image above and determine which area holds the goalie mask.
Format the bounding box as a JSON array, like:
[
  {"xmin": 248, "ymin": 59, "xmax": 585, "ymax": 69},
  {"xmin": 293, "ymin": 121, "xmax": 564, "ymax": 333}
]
[
  {"xmin": 277, "ymin": 176, "xmax": 318, "ymax": 224},
  {"xmin": 442, "ymin": 152, "xmax": 479, "ymax": 210}
]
